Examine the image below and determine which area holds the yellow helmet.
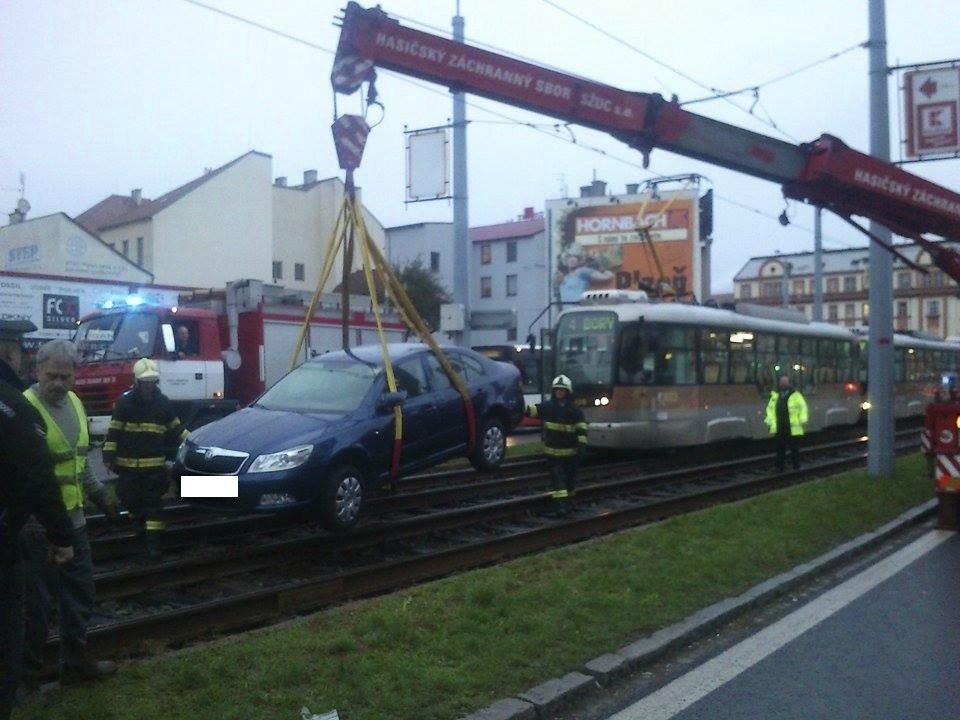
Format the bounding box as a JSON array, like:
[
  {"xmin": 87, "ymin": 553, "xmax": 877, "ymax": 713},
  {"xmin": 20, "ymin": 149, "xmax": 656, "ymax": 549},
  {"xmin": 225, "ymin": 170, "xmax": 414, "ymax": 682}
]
[
  {"xmin": 552, "ymin": 374, "xmax": 573, "ymax": 392},
  {"xmin": 133, "ymin": 357, "xmax": 160, "ymax": 381}
]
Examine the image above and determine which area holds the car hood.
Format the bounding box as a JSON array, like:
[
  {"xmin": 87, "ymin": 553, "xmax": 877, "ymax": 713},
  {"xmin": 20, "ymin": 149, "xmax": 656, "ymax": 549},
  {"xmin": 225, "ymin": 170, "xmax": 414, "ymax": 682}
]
[{"xmin": 189, "ymin": 405, "xmax": 345, "ymax": 454}]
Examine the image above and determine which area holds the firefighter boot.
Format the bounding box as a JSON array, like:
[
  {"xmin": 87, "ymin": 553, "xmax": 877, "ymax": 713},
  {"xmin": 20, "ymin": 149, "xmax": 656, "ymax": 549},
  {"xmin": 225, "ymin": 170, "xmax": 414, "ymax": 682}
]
[
  {"xmin": 144, "ymin": 519, "xmax": 166, "ymax": 559},
  {"xmin": 144, "ymin": 530, "xmax": 163, "ymax": 559}
]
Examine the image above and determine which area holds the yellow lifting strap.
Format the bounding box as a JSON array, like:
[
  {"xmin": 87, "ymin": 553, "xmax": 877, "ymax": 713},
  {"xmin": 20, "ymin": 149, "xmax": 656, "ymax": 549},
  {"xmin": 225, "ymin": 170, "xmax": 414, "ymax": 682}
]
[{"xmin": 287, "ymin": 183, "xmax": 477, "ymax": 478}]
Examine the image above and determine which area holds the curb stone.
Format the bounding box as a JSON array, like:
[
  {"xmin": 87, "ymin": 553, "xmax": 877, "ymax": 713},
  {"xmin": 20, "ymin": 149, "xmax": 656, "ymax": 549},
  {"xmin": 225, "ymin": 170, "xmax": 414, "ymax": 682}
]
[{"xmin": 459, "ymin": 500, "xmax": 936, "ymax": 720}]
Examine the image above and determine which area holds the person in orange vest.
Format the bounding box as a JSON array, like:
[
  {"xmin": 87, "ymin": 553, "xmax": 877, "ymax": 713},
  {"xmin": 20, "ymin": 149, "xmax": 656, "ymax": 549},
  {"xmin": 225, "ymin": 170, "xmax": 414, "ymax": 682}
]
[
  {"xmin": 19, "ymin": 339, "xmax": 117, "ymax": 691},
  {"xmin": 103, "ymin": 358, "xmax": 187, "ymax": 559},
  {"xmin": 525, "ymin": 374, "xmax": 588, "ymax": 516},
  {"xmin": 765, "ymin": 374, "xmax": 809, "ymax": 472}
]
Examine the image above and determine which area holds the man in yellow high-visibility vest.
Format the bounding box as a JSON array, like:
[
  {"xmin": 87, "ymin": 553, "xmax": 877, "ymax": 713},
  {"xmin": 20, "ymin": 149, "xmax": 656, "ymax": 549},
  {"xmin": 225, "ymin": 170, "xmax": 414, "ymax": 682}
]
[{"xmin": 20, "ymin": 339, "xmax": 117, "ymax": 690}]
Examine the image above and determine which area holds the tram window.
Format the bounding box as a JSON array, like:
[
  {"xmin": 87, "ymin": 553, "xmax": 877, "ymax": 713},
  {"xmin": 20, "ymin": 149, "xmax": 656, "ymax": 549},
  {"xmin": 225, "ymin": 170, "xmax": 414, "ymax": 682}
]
[
  {"xmin": 755, "ymin": 334, "xmax": 777, "ymax": 390},
  {"xmin": 797, "ymin": 338, "xmax": 816, "ymax": 391},
  {"xmin": 729, "ymin": 330, "xmax": 754, "ymax": 384},
  {"xmin": 654, "ymin": 325, "xmax": 696, "ymax": 385},
  {"xmin": 617, "ymin": 323, "xmax": 645, "ymax": 385},
  {"xmin": 700, "ymin": 329, "xmax": 729, "ymax": 384},
  {"xmin": 894, "ymin": 349, "xmax": 906, "ymax": 382}
]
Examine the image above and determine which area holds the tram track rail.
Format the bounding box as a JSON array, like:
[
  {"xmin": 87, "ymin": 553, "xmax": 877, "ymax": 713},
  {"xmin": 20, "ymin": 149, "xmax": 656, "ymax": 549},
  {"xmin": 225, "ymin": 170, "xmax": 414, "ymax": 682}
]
[{"xmin": 36, "ymin": 428, "xmax": 922, "ymax": 672}]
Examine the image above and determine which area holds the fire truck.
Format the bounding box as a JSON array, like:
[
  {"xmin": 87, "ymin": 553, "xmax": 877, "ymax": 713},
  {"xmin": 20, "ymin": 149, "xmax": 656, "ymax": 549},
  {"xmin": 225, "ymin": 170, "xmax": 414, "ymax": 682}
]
[
  {"xmin": 330, "ymin": 2, "xmax": 960, "ymax": 277},
  {"xmin": 72, "ymin": 278, "xmax": 405, "ymax": 436}
]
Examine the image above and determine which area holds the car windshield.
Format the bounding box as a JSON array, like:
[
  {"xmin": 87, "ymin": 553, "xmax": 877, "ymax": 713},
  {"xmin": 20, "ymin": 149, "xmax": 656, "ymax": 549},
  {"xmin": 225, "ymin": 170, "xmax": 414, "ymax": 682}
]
[{"xmin": 255, "ymin": 357, "xmax": 379, "ymax": 413}]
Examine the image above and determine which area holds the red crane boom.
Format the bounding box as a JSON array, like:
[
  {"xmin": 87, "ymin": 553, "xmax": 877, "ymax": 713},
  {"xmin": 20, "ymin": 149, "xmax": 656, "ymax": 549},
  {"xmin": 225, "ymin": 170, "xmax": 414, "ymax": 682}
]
[{"xmin": 331, "ymin": 2, "xmax": 960, "ymax": 278}]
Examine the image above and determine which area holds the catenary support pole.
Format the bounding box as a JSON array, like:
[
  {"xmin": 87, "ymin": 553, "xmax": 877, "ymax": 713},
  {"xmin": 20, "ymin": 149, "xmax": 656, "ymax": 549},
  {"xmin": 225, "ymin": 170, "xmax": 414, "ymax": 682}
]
[
  {"xmin": 867, "ymin": 0, "xmax": 895, "ymax": 476},
  {"xmin": 813, "ymin": 207, "xmax": 823, "ymax": 322},
  {"xmin": 452, "ymin": 4, "xmax": 470, "ymax": 346}
]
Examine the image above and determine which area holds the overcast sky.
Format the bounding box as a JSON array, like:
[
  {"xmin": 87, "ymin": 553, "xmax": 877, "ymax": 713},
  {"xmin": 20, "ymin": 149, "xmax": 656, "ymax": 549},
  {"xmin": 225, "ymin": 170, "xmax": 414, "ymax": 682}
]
[{"xmin": 2, "ymin": 0, "xmax": 957, "ymax": 292}]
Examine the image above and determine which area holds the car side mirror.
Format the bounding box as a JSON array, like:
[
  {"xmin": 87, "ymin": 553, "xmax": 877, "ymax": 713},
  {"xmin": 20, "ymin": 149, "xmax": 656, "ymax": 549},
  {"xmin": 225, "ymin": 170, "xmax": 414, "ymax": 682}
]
[{"xmin": 378, "ymin": 391, "xmax": 405, "ymax": 412}]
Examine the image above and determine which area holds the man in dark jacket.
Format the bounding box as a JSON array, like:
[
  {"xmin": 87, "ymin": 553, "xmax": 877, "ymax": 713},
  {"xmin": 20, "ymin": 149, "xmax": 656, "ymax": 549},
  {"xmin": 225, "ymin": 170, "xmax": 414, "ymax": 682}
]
[
  {"xmin": 0, "ymin": 321, "xmax": 75, "ymax": 720},
  {"xmin": 0, "ymin": 319, "xmax": 33, "ymax": 391},
  {"xmin": 525, "ymin": 374, "xmax": 588, "ymax": 516},
  {"xmin": 103, "ymin": 358, "xmax": 187, "ymax": 559}
]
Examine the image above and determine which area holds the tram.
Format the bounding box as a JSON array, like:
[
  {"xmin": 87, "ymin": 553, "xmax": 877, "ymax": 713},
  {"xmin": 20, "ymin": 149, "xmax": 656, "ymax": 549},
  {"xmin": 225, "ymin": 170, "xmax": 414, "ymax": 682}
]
[
  {"xmin": 869, "ymin": 330, "xmax": 960, "ymax": 416},
  {"xmin": 473, "ymin": 344, "xmax": 549, "ymax": 426},
  {"xmin": 551, "ymin": 290, "xmax": 959, "ymax": 449}
]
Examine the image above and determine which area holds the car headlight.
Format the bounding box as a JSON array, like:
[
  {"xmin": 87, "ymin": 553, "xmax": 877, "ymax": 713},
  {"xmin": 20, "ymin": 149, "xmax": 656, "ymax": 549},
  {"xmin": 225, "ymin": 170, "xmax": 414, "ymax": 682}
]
[{"xmin": 247, "ymin": 444, "xmax": 314, "ymax": 473}]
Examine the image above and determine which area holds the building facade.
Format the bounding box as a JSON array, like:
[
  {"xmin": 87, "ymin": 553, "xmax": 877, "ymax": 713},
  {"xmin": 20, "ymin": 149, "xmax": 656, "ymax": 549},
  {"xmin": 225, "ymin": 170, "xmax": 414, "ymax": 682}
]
[
  {"xmin": 469, "ymin": 209, "xmax": 548, "ymax": 346},
  {"xmin": 733, "ymin": 244, "xmax": 960, "ymax": 338},
  {"xmin": 75, "ymin": 152, "xmax": 386, "ymax": 292},
  {"xmin": 385, "ymin": 209, "xmax": 551, "ymax": 347}
]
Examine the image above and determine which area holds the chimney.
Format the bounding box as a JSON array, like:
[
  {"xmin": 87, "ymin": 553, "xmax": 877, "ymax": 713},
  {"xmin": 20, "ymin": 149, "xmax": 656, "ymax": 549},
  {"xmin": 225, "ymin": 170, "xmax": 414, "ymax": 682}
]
[
  {"xmin": 523, "ymin": 206, "xmax": 534, "ymax": 219},
  {"xmin": 591, "ymin": 179, "xmax": 607, "ymax": 196},
  {"xmin": 303, "ymin": 169, "xmax": 318, "ymax": 185},
  {"xmin": 131, "ymin": 188, "xmax": 142, "ymax": 205},
  {"xmin": 275, "ymin": 176, "xmax": 287, "ymax": 187},
  {"xmin": 626, "ymin": 183, "xmax": 639, "ymax": 195},
  {"xmin": 579, "ymin": 184, "xmax": 593, "ymax": 198}
]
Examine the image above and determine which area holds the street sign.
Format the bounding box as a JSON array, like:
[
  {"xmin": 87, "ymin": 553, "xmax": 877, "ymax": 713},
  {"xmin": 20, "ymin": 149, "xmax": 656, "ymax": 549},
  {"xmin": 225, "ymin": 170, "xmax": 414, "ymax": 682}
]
[{"xmin": 904, "ymin": 65, "xmax": 960, "ymax": 159}]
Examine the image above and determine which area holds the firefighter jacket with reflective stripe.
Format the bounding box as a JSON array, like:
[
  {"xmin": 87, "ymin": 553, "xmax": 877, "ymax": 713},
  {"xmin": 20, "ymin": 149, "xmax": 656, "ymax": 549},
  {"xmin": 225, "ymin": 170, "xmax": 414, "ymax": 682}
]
[
  {"xmin": 765, "ymin": 389, "xmax": 808, "ymax": 437},
  {"xmin": 526, "ymin": 397, "xmax": 588, "ymax": 457},
  {"xmin": 23, "ymin": 388, "xmax": 89, "ymax": 512},
  {"xmin": 103, "ymin": 388, "xmax": 188, "ymax": 471}
]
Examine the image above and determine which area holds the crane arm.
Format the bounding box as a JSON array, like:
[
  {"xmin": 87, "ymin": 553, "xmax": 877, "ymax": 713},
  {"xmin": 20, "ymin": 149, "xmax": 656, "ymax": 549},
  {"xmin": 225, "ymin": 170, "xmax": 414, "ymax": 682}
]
[{"xmin": 332, "ymin": 3, "xmax": 960, "ymax": 274}]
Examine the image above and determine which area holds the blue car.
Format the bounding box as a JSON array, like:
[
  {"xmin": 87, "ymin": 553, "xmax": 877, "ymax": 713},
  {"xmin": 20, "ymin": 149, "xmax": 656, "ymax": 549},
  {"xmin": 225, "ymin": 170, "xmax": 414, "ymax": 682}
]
[{"xmin": 176, "ymin": 343, "xmax": 524, "ymax": 531}]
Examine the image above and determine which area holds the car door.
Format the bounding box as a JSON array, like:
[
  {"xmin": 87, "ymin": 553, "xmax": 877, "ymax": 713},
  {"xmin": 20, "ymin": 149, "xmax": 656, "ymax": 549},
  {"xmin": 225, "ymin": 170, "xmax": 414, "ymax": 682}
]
[
  {"xmin": 424, "ymin": 351, "xmax": 471, "ymax": 456},
  {"xmin": 391, "ymin": 356, "xmax": 441, "ymax": 471}
]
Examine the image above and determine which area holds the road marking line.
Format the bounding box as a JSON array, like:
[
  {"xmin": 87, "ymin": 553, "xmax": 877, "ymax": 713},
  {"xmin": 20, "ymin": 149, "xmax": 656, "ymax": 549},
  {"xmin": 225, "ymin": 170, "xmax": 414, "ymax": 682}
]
[{"xmin": 607, "ymin": 530, "xmax": 954, "ymax": 720}]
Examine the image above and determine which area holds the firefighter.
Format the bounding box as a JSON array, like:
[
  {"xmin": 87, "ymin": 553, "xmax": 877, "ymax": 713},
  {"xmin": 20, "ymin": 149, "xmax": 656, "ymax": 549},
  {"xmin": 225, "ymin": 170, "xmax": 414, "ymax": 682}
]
[
  {"xmin": 526, "ymin": 374, "xmax": 588, "ymax": 516},
  {"xmin": 103, "ymin": 358, "xmax": 187, "ymax": 559},
  {"xmin": 765, "ymin": 374, "xmax": 809, "ymax": 472}
]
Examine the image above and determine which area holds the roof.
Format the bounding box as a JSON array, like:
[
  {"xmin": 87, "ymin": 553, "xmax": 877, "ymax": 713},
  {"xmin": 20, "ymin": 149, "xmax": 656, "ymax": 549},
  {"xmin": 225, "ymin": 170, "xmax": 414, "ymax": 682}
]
[
  {"xmin": 75, "ymin": 151, "xmax": 272, "ymax": 233},
  {"xmin": 469, "ymin": 216, "xmax": 545, "ymax": 243},
  {"xmin": 731, "ymin": 242, "xmax": 955, "ymax": 280}
]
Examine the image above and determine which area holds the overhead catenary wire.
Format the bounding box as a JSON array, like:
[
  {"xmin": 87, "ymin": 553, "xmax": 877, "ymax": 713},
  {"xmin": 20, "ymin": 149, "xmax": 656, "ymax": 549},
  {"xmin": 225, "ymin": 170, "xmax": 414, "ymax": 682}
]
[{"xmin": 177, "ymin": 0, "xmax": 861, "ymax": 252}]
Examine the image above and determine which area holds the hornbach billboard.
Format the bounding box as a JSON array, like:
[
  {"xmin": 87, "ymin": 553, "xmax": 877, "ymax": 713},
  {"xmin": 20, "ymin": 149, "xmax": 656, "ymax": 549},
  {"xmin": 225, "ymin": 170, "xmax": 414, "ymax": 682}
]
[{"xmin": 546, "ymin": 189, "xmax": 700, "ymax": 305}]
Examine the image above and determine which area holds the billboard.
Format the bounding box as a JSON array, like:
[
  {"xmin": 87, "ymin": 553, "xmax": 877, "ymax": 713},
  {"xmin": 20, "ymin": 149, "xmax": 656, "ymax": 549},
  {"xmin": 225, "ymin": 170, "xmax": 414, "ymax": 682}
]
[
  {"xmin": 546, "ymin": 189, "xmax": 700, "ymax": 305},
  {"xmin": 904, "ymin": 64, "xmax": 960, "ymax": 159}
]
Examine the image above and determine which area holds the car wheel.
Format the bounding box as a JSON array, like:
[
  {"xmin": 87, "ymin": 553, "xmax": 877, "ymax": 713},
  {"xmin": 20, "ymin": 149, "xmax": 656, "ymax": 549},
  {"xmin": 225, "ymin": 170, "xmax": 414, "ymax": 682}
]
[
  {"xmin": 470, "ymin": 417, "xmax": 506, "ymax": 472},
  {"xmin": 320, "ymin": 464, "xmax": 365, "ymax": 532}
]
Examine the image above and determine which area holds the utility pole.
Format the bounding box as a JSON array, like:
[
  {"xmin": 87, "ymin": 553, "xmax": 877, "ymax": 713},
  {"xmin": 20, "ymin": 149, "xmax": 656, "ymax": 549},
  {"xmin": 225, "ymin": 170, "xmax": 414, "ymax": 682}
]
[
  {"xmin": 813, "ymin": 208, "xmax": 823, "ymax": 321},
  {"xmin": 781, "ymin": 262, "xmax": 792, "ymax": 308},
  {"xmin": 867, "ymin": 0, "xmax": 895, "ymax": 476},
  {"xmin": 452, "ymin": 2, "xmax": 471, "ymax": 346}
]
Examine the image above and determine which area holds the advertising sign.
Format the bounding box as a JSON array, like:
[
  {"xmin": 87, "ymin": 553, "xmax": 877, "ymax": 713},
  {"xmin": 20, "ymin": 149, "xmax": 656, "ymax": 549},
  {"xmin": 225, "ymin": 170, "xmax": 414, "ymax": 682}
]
[
  {"xmin": 0, "ymin": 273, "xmax": 181, "ymax": 349},
  {"xmin": 546, "ymin": 189, "xmax": 700, "ymax": 305},
  {"xmin": 904, "ymin": 65, "xmax": 960, "ymax": 158}
]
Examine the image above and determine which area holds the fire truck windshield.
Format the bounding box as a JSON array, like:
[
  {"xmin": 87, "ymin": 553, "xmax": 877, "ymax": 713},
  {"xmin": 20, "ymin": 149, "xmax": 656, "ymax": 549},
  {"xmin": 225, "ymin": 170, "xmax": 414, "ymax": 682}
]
[{"xmin": 74, "ymin": 312, "xmax": 160, "ymax": 362}]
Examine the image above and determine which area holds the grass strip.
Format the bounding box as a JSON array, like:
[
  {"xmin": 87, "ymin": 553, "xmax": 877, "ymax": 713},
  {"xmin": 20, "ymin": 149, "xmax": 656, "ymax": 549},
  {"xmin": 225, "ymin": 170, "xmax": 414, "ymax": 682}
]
[{"xmin": 17, "ymin": 454, "xmax": 933, "ymax": 720}]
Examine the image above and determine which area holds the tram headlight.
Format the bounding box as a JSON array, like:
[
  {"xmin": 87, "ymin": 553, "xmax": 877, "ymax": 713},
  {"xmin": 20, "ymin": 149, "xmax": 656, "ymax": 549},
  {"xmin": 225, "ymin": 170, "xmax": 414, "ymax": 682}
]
[
  {"xmin": 860, "ymin": 401, "xmax": 871, "ymax": 411},
  {"xmin": 593, "ymin": 395, "xmax": 610, "ymax": 407}
]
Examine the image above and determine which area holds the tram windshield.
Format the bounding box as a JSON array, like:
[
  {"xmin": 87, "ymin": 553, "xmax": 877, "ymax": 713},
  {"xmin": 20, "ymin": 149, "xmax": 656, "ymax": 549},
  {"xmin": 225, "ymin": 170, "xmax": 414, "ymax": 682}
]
[{"xmin": 554, "ymin": 311, "xmax": 617, "ymax": 387}]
